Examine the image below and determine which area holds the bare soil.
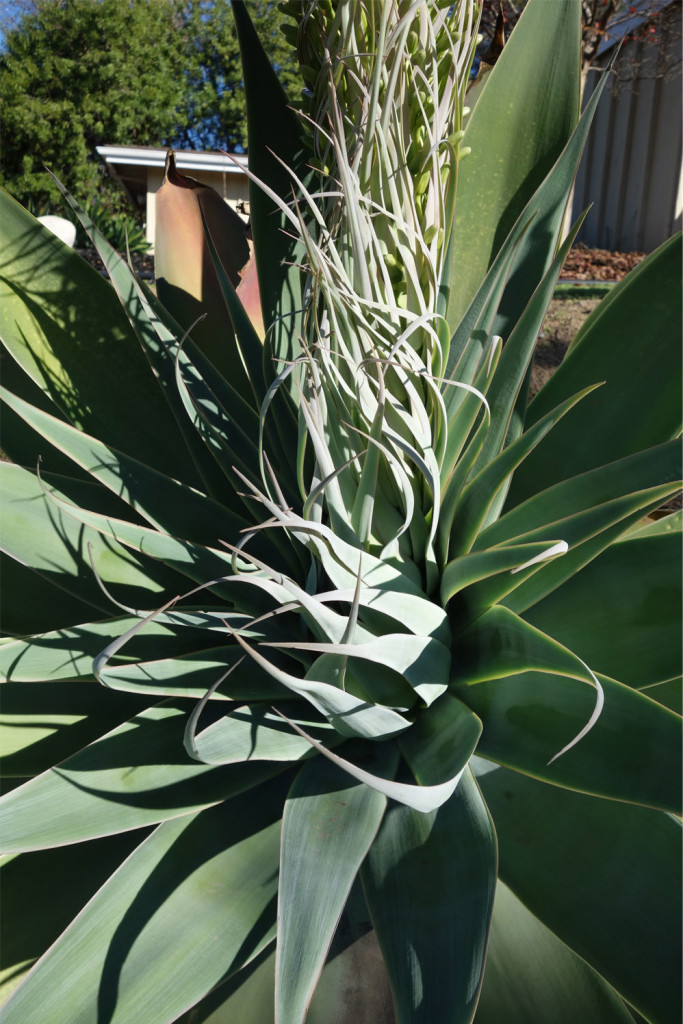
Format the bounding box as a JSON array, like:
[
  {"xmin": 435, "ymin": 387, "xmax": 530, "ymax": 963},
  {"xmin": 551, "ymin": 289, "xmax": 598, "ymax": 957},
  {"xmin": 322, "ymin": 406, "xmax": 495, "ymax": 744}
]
[
  {"xmin": 531, "ymin": 295, "xmax": 602, "ymax": 397},
  {"xmin": 530, "ymin": 240, "xmax": 648, "ymax": 395}
]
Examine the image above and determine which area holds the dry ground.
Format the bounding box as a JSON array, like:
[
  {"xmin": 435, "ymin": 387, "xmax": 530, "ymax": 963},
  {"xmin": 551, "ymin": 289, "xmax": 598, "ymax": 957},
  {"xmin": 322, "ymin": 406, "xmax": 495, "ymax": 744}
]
[{"xmin": 531, "ymin": 292, "xmax": 603, "ymax": 396}]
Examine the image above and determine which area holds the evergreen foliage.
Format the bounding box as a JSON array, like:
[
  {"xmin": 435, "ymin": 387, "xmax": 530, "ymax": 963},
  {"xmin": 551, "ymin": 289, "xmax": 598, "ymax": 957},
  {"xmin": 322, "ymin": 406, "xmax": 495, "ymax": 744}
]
[{"xmin": 0, "ymin": 0, "xmax": 298, "ymax": 211}]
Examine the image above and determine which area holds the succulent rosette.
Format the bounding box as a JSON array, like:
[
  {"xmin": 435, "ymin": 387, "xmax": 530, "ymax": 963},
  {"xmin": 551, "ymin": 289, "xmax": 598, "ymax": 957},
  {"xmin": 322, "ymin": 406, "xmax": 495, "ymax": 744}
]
[{"xmin": 0, "ymin": 2, "xmax": 680, "ymax": 1023}]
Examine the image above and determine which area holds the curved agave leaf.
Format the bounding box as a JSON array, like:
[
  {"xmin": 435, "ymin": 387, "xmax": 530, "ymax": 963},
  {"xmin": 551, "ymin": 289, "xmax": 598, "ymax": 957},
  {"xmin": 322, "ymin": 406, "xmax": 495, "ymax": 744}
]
[
  {"xmin": 270, "ymin": 631, "xmax": 451, "ymax": 705},
  {"xmin": 475, "ymin": 441, "xmax": 682, "ymax": 613},
  {"xmin": 0, "ymin": 616, "xmax": 202, "ymax": 683},
  {"xmin": 0, "ymin": 387, "xmax": 248, "ymax": 546},
  {"xmin": 187, "ymin": 701, "xmax": 340, "ymax": 766},
  {"xmin": 52, "ymin": 175, "xmax": 255, "ymax": 510},
  {"xmin": 441, "ymin": 539, "xmax": 569, "ymax": 607},
  {"xmin": 274, "ymin": 702, "xmax": 473, "ymax": 814},
  {"xmin": 397, "ymin": 691, "xmax": 482, "ymax": 789},
  {"xmin": 501, "ymin": 484, "xmax": 681, "ymax": 615},
  {"xmin": 226, "ymin": 630, "xmax": 412, "ymax": 741},
  {"xmin": 0, "ymin": 463, "xmax": 187, "ymax": 614},
  {"xmin": 25, "ymin": 495, "xmax": 247, "ymax": 598},
  {"xmin": 479, "ymin": 443, "xmax": 682, "ymax": 551},
  {"xmin": 453, "ymin": 605, "xmax": 605, "ymax": 762},
  {"xmin": 102, "ymin": 648, "xmax": 286, "ymax": 702},
  {"xmin": 0, "ymin": 0, "xmax": 680, "ymax": 1020},
  {"xmin": 466, "ymin": 669, "xmax": 681, "ymax": 811}
]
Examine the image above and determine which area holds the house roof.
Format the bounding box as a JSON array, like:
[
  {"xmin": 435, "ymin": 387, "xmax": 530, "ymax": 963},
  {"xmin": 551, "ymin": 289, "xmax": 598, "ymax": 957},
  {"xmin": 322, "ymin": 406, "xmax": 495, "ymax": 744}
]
[
  {"xmin": 95, "ymin": 145, "xmax": 249, "ymax": 211},
  {"xmin": 96, "ymin": 145, "xmax": 248, "ymax": 175}
]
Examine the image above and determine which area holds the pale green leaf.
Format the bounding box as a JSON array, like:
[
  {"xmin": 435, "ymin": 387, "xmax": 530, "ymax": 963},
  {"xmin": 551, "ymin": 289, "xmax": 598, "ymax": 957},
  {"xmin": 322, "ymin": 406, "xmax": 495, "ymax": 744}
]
[
  {"xmin": 0, "ymin": 778, "xmax": 292, "ymax": 1024},
  {"xmin": 0, "ymin": 702, "xmax": 286, "ymax": 851},
  {"xmin": 275, "ymin": 749, "xmax": 394, "ymax": 1024}
]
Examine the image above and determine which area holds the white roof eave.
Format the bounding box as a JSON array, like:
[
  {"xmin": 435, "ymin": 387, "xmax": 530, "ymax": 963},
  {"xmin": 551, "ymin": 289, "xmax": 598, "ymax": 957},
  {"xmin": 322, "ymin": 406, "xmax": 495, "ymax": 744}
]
[{"xmin": 96, "ymin": 145, "xmax": 248, "ymax": 175}]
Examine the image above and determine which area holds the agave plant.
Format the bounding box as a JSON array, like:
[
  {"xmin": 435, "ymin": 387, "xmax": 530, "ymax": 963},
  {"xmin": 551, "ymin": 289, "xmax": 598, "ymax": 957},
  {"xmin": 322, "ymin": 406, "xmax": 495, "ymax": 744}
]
[{"xmin": 0, "ymin": 1, "xmax": 680, "ymax": 1022}]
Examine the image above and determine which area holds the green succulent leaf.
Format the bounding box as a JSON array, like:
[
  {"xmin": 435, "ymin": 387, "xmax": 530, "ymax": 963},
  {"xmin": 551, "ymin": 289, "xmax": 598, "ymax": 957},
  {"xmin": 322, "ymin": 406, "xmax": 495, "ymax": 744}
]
[
  {"xmin": 0, "ymin": 463, "xmax": 187, "ymax": 616},
  {"xmin": 509, "ymin": 233, "xmax": 683, "ymax": 502},
  {"xmin": 397, "ymin": 691, "xmax": 482, "ymax": 789},
  {"xmin": 362, "ymin": 767, "xmax": 497, "ymax": 1024},
  {"xmin": 232, "ymin": 0, "xmax": 307, "ymax": 378},
  {"xmin": 170, "ymin": 888, "xmax": 391, "ymax": 1024},
  {"xmin": 631, "ymin": 508, "xmax": 682, "ymax": 537},
  {"xmin": 0, "ymin": 703, "xmax": 287, "ymax": 851},
  {"xmin": 187, "ymin": 701, "xmax": 340, "ymax": 765},
  {"xmin": 441, "ymin": 539, "xmax": 569, "ymax": 608},
  {"xmin": 0, "ymin": 0, "xmax": 680, "ymax": 1019},
  {"xmin": 0, "ymin": 387, "xmax": 248, "ymax": 547},
  {"xmin": 466, "ymin": 670, "xmax": 681, "ymax": 811},
  {"xmin": 464, "ymin": 215, "xmax": 585, "ymax": 478},
  {"xmin": 50, "ymin": 174, "xmax": 256, "ymax": 509},
  {"xmin": 525, "ymin": 527, "xmax": 682, "ymax": 689},
  {"xmin": 443, "ymin": 379, "xmax": 596, "ymax": 559},
  {"xmin": 0, "ymin": 832, "xmax": 150, "ymax": 1004},
  {"xmin": 447, "ymin": 0, "xmax": 581, "ymax": 329},
  {"xmin": 0, "ymin": 617, "xmax": 211, "ymax": 684},
  {"xmin": 640, "ymin": 677, "xmax": 682, "ymax": 715},
  {"xmin": 476, "ymin": 440, "xmax": 682, "ymax": 613},
  {"xmin": 22, "ymin": 493, "xmax": 247, "ymax": 598},
  {"xmin": 0, "ymin": 681, "xmax": 147, "ymax": 779},
  {"xmin": 275, "ymin": 749, "xmax": 395, "ymax": 1024},
  {"xmin": 474, "ymin": 881, "xmax": 636, "ymax": 1024},
  {"xmin": 0, "ymin": 189, "xmax": 196, "ymax": 484},
  {"xmin": 102, "ymin": 647, "xmax": 286, "ymax": 702},
  {"xmin": 0, "ymin": 778, "xmax": 293, "ymax": 1024},
  {"xmin": 476, "ymin": 761, "xmax": 682, "ymax": 1024},
  {"xmin": 0, "ymin": 552, "xmax": 104, "ymax": 637}
]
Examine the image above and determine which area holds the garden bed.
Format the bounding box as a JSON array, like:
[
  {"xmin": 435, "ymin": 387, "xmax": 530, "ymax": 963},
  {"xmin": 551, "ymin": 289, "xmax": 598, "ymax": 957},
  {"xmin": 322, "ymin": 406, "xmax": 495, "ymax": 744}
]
[{"xmin": 76, "ymin": 240, "xmax": 647, "ymax": 286}]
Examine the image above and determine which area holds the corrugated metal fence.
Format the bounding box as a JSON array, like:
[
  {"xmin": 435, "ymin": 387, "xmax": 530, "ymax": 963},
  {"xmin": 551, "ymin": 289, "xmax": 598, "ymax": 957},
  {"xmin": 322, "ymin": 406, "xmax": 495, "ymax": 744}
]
[{"xmin": 572, "ymin": 0, "xmax": 682, "ymax": 253}]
